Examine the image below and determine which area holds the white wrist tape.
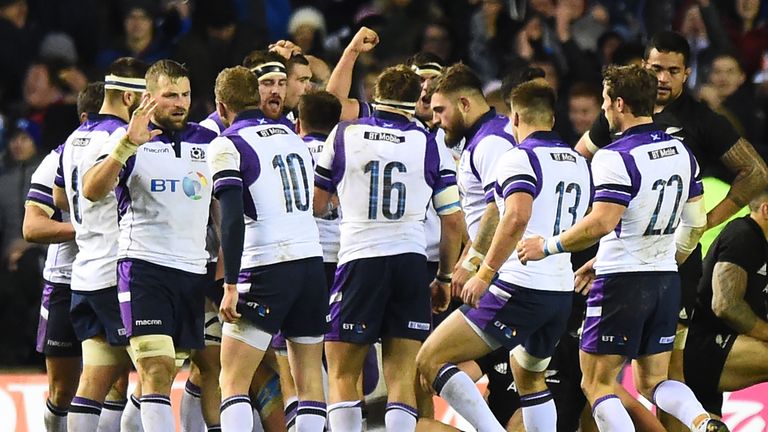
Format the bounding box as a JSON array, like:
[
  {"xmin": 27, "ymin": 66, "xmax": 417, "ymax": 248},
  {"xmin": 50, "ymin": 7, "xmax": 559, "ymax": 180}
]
[
  {"xmin": 461, "ymin": 247, "xmax": 485, "ymax": 272},
  {"xmin": 675, "ymin": 198, "xmax": 707, "ymax": 254}
]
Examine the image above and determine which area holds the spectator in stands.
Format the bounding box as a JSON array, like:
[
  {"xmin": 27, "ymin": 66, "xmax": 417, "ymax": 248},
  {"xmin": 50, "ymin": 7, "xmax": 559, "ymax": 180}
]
[
  {"xmin": 173, "ymin": 0, "xmax": 265, "ymax": 121},
  {"xmin": 471, "ymin": 0, "xmax": 519, "ymax": 82},
  {"xmin": 557, "ymin": 81, "xmax": 602, "ymax": 145},
  {"xmin": 96, "ymin": 0, "xmax": 170, "ymax": 72},
  {"xmin": 699, "ymin": 52, "xmax": 764, "ymax": 145},
  {"xmin": 287, "ymin": 6, "xmax": 327, "ymax": 58},
  {"xmin": 0, "ymin": 0, "xmax": 39, "ymax": 110},
  {"xmin": 374, "ymin": 0, "xmax": 433, "ymax": 64},
  {"xmin": 417, "ymin": 20, "xmax": 461, "ymax": 65},
  {"xmin": 676, "ymin": 2, "xmax": 711, "ymax": 89},
  {"xmin": 698, "ymin": 0, "xmax": 768, "ymax": 78},
  {"xmin": 17, "ymin": 59, "xmax": 79, "ymax": 152},
  {"xmin": 0, "ymin": 118, "xmax": 43, "ymax": 263}
]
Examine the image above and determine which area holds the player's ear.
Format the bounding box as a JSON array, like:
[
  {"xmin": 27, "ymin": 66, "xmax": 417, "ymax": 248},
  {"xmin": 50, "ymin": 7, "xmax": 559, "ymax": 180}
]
[
  {"xmin": 512, "ymin": 112, "xmax": 519, "ymax": 128},
  {"xmin": 615, "ymin": 97, "xmax": 624, "ymax": 114},
  {"xmin": 295, "ymin": 118, "xmax": 302, "ymax": 135},
  {"xmin": 459, "ymin": 96, "xmax": 471, "ymax": 114},
  {"xmin": 215, "ymin": 101, "xmax": 227, "ymax": 123}
]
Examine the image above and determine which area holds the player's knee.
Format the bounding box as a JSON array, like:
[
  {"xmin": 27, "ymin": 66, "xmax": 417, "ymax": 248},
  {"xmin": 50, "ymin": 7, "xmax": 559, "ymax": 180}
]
[
  {"xmin": 111, "ymin": 370, "xmax": 130, "ymax": 395},
  {"xmin": 579, "ymin": 375, "xmax": 597, "ymax": 398},
  {"xmin": 415, "ymin": 346, "xmax": 438, "ymax": 383},
  {"xmin": 138, "ymin": 357, "xmax": 176, "ymax": 389},
  {"xmin": 634, "ymin": 376, "xmax": 663, "ymax": 400},
  {"xmin": 131, "ymin": 334, "xmax": 177, "ymax": 387},
  {"xmin": 48, "ymin": 384, "xmax": 76, "ymax": 408}
]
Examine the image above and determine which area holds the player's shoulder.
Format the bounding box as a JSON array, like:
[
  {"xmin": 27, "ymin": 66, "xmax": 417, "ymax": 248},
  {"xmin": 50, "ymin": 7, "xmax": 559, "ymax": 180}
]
[
  {"xmin": 719, "ymin": 216, "xmax": 763, "ymax": 244},
  {"xmin": 183, "ymin": 122, "xmax": 218, "ymax": 144}
]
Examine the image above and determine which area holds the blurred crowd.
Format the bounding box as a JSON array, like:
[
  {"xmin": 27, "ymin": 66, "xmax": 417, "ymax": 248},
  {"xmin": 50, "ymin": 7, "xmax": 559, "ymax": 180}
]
[{"xmin": 1, "ymin": 0, "xmax": 767, "ymax": 366}]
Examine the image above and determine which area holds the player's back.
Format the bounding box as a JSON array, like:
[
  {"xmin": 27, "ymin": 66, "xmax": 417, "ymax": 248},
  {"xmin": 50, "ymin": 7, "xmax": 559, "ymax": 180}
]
[
  {"xmin": 332, "ymin": 113, "xmax": 439, "ymax": 264},
  {"xmin": 495, "ymin": 132, "xmax": 592, "ymax": 290},
  {"xmin": 593, "ymin": 124, "xmax": 702, "ymax": 275},
  {"xmin": 56, "ymin": 114, "xmax": 126, "ymax": 291},
  {"xmin": 218, "ymin": 113, "xmax": 321, "ymax": 268}
]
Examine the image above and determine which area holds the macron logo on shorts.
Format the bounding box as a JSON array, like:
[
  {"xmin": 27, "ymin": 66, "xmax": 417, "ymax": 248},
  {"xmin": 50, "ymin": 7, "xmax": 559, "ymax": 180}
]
[
  {"xmin": 135, "ymin": 319, "xmax": 162, "ymax": 326},
  {"xmin": 408, "ymin": 321, "xmax": 430, "ymax": 331}
]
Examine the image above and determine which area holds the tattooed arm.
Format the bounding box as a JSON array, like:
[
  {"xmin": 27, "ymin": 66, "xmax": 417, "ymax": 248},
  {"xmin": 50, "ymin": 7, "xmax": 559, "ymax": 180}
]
[
  {"xmin": 711, "ymin": 261, "xmax": 768, "ymax": 341},
  {"xmin": 709, "ymin": 138, "xmax": 768, "ymax": 229},
  {"xmin": 473, "ymin": 202, "xmax": 501, "ymax": 255}
]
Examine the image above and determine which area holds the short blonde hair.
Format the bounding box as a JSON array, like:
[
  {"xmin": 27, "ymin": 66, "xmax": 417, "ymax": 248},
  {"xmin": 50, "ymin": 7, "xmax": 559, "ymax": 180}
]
[
  {"xmin": 510, "ymin": 80, "xmax": 556, "ymax": 126},
  {"xmin": 214, "ymin": 66, "xmax": 261, "ymax": 113}
]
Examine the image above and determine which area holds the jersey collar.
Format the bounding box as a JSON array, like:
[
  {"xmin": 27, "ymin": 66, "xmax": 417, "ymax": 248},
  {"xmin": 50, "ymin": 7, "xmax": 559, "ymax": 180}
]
[
  {"xmin": 90, "ymin": 113, "xmax": 127, "ymax": 124},
  {"xmin": 372, "ymin": 109, "xmax": 411, "ymax": 124},
  {"xmin": 464, "ymin": 108, "xmax": 497, "ymax": 143},
  {"xmin": 521, "ymin": 130, "xmax": 567, "ymax": 146},
  {"xmin": 234, "ymin": 109, "xmax": 268, "ymax": 123},
  {"xmin": 304, "ymin": 132, "xmax": 329, "ymax": 141},
  {"xmin": 622, "ymin": 122, "xmax": 663, "ymax": 137}
]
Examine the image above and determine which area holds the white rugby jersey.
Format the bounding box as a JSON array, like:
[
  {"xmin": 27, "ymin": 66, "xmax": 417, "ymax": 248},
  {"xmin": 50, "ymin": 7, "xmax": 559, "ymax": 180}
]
[
  {"xmin": 28, "ymin": 148, "xmax": 78, "ymax": 284},
  {"xmin": 305, "ymin": 133, "xmax": 340, "ymax": 262},
  {"xmin": 315, "ymin": 110, "xmax": 459, "ymax": 265},
  {"xmin": 494, "ymin": 132, "xmax": 592, "ymax": 291},
  {"xmin": 209, "ymin": 109, "xmax": 322, "ymax": 268},
  {"xmin": 200, "ymin": 111, "xmax": 227, "ymax": 135},
  {"xmin": 56, "ymin": 114, "xmax": 126, "ymax": 291},
  {"xmin": 424, "ymin": 127, "xmax": 457, "ymax": 262},
  {"xmin": 100, "ymin": 123, "xmax": 217, "ymax": 274},
  {"xmin": 592, "ymin": 124, "xmax": 703, "ymax": 275},
  {"xmin": 457, "ymin": 109, "xmax": 516, "ymax": 241}
]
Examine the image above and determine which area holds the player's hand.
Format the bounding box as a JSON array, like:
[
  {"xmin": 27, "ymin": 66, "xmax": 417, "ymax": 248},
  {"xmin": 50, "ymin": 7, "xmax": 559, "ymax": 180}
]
[
  {"xmin": 346, "ymin": 27, "xmax": 379, "ymax": 54},
  {"xmin": 430, "ymin": 278, "xmax": 451, "ymax": 313},
  {"xmin": 451, "ymin": 264, "xmax": 474, "ymax": 297},
  {"xmin": 269, "ymin": 40, "xmax": 302, "ymax": 59},
  {"xmin": 126, "ymin": 95, "xmax": 162, "ymax": 146},
  {"xmin": 219, "ymin": 283, "xmax": 241, "ymax": 323},
  {"xmin": 517, "ymin": 236, "xmax": 546, "ymax": 265},
  {"xmin": 574, "ymin": 258, "xmax": 596, "ymax": 295},
  {"xmin": 461, "ymin": 275, "xmax": 489, "ymax": 308}
]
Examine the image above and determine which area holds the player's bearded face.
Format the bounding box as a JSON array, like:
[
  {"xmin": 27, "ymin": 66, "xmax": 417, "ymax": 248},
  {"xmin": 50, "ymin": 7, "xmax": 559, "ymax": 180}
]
[
  {"xmin": 151, "ymin": 76, "xmax": 191, "ymax": 131},
  {"xmin": 431, "ymin": 92, "xmax": 465, "ymax": 146},
  {"xmin": 127, "ymin": 91, "xmax": 143, "ymax": 115},
  {"xmin": 259, "ymin": 77, "xmax": 287, "ymax": 120},
  {"xmin": 644, "ymin": 49, "xmax": 689, "ymax": 108},
  {"xmin": 601, "ymin": 84, "xmax": 620, "ymax": 134}
]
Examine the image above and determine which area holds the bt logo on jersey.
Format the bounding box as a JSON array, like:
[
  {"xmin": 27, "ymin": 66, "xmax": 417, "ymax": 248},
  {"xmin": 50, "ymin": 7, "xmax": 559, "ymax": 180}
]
[
  {"xmin": 150, "ymin": 172, "xmax": 208, "ymax": 200},
  {"xmin": 150, "ymin": 178, "xmax": 180, "ymax": 192}
]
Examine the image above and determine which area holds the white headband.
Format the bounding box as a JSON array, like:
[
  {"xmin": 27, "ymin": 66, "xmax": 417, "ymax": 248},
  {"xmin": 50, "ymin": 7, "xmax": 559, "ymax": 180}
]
[
  {"xmin": 250, "ymin": 62, "xmax": 288, "ymax": 81},
  {"xmin": 104, "ymin": 74, "xmax": 146, "ymax": 92},
  {"xmin": 411, "ymin": 62, "xmax": 443, "ymax": 77},
  {"xmin": 373, "ymin": 98, "xmax": 417, "ymax": 115}
]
